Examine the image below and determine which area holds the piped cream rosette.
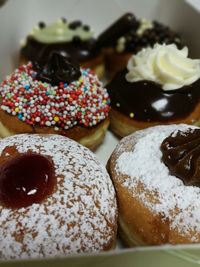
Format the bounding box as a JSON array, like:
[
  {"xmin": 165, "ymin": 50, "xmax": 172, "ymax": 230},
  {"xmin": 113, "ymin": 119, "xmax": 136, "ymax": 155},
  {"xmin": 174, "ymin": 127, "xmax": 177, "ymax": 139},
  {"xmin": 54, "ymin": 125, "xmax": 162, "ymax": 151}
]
[{"xmin": 126, "ymin": 43, "xmax": 200, "ymax": 91}]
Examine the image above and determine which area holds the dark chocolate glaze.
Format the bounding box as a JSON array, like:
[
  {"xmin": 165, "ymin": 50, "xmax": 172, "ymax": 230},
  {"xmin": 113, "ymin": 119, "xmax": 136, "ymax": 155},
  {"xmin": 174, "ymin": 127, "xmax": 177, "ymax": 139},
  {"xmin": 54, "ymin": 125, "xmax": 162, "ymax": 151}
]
[
  {"xmin": 107, "ymin": 69, "xmax": 200, "ymax": 122},
  {"xmin": 21, "ymin": 35, "xmax": 100, "ymax": 64},
  {"xmin": 161, "ymin": 128, "xmax": 200, "ymax": 187},
  {"xmin": 97, "ymin": 13, "xmax": 137, "ymax": 47},
  {"xmin": 33, "ymin": 52, "xmax": 81, "ymax": 85},
  {"xmin": 0, "ymin": 153, "xmax": 56, "ymax": 208}
]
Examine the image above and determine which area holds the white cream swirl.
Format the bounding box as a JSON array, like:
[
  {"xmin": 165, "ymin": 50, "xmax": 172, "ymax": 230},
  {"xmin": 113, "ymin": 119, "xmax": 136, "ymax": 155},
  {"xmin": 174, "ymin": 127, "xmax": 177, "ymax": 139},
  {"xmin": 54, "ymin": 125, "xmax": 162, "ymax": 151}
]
[{"xmin": 126, "ymin": 44, "xmax": 200, "ymax": 91}]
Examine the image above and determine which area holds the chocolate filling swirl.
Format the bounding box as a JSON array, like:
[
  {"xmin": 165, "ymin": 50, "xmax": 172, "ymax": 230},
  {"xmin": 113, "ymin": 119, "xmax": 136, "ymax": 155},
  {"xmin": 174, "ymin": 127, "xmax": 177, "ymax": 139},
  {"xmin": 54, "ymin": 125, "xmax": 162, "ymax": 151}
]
[{"xmin": 161, "ymin": 128, "xmax": 200, "ymax": 187}]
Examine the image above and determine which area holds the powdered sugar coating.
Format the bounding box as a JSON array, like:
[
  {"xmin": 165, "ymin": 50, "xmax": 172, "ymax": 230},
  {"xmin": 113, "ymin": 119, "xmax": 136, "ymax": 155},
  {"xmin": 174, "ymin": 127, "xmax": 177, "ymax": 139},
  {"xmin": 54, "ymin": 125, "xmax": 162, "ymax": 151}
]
[
  {"xmin": 115, "ymin": 124, "xmax": 200, "ymax": 240},
  {"xmin": 0, "ymin": 134, "xmax": 117, "ymax": 259}
]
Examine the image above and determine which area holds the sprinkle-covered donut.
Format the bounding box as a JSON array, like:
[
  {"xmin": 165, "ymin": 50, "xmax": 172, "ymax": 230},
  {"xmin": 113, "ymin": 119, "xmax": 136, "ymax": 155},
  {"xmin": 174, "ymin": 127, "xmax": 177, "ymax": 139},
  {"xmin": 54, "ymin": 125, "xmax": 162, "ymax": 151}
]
[
  {"xmin": 0, "ymin": 54, "xmax": 110, "ymax": 150},
  {"xmin": 0, "ymin": 134, "xmax": 117, "ymax": 259},
  {"xmin": 108, "ymin": 124, "xmax": 200, "ymax": 246}
]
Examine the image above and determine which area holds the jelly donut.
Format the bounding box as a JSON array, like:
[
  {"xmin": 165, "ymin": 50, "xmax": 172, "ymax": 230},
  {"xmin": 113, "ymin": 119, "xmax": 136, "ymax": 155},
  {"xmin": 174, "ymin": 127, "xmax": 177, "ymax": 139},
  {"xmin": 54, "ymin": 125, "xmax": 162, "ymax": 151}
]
[
  {"xmin": 0, "ymin": 53, "xmax": 110, "ymax": 150},
  {"xmin": 98, "ymin": 13, "xmax": 183, "ymax": 78},
  {"xmin": 0, "ymin": 134, "xmax": 117, "ymax": 259},
  {"xmin": 107, "ymin": 44, "xmax": 200, "ymax": 137},
  {"xmin": 108, "ymin": 124, "xmax": 200, "ymax": 246},
  {"xmin": 20, "ymin": 18, "xmax": 105, "ymax": 78}
]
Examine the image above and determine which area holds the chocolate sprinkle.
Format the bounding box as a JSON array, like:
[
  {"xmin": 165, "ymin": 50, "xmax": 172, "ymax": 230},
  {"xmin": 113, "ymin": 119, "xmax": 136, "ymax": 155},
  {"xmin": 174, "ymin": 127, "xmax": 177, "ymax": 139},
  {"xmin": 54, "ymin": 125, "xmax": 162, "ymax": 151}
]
[
  {"xmin": 68, "ymin": 20, "xmax": 82, "ymax": 30},
  {"xmin": 38, "ymin": 22, "xmax": 46, "ymax": 29},
  {"xmin": 121, "ymin": 20, "xmax": 183, "ymax": 53}
]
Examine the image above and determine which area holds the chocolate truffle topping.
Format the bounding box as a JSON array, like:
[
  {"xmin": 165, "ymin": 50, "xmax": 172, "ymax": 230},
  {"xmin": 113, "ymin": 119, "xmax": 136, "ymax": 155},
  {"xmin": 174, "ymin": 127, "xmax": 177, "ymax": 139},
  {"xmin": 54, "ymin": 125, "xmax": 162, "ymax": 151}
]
[{"xmin": 33, "ymin": 53, "xmax": 81, "ymax": 85}]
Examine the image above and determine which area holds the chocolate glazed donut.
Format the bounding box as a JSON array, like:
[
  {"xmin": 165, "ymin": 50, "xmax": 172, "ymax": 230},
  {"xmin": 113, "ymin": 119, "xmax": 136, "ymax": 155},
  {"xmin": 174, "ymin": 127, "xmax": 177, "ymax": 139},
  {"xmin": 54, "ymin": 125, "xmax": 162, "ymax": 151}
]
[
  {"xmin": 106, "ymin": 41, "xmax": 200, "ymax": 138},
  {"xmin": 107, "ymin": 69, "xmax": 200, "ymax": 138},
  {"xmin": 20, "ymin": 19, "xmax": 105, "ymax": 78}
]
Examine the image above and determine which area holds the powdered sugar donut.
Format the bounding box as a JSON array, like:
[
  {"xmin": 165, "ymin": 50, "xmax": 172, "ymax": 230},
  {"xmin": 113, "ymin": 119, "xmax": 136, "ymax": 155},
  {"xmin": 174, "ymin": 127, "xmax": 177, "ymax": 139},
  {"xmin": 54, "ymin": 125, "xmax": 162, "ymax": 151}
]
[
  {"xmin": 108, "ymin": 124, "xmax": 200, "ymax": 246},
  {"xmin": 0, "ymin": 53, "xmax": 110, "ymax": 150},
  {"xmin": 0, "ymin": 134, "xmax": 117, "ymax": 259}
]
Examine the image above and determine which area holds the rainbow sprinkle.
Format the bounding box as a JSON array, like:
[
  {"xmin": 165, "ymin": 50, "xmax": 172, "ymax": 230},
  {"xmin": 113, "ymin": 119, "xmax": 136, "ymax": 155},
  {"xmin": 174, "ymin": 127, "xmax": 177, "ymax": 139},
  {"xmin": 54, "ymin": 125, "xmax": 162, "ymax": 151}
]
[{"xmin": 0, "ymin": 63, "xmax": 110, "ymax": 130}]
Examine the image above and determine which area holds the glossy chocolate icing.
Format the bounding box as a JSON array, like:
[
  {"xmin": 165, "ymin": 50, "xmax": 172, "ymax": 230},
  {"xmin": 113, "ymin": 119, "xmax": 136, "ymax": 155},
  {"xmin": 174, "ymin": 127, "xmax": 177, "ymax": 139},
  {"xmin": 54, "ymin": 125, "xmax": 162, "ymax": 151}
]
[
  {"xmin": 0, "ymin": 152, "xmax": 56, "ymax": 208},
  {"xmin": 107, "ymin": 69, "xmax": 200, "ymax": 121},
  {"xmin": 161, "ymin": 128, "xmax": 200, "ymax": 187},
  {"xmin": 97, "ymin": 13, "xmax": 137, "ymax": 47},
  {"xmin": 21, "ymin": 36, "xmax": 100, "ymax": 64},
  {"xmin": 33, "ymin": 52, "xmax": 81, "ymax": 85}
]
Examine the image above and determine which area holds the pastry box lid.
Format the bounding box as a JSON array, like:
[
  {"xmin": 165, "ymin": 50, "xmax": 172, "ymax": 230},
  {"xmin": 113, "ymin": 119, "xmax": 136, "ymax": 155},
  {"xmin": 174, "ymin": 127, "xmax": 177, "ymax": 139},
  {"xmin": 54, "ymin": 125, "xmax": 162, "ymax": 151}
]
[{"xmin": 0, "ymin": 0, "xmax": 200, "ymax": 266}]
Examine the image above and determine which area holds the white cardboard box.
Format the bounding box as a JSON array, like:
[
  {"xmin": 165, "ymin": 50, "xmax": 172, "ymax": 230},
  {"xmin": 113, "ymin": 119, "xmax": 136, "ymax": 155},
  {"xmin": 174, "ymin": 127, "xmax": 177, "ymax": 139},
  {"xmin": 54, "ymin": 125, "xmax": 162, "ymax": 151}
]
[{"xmin": 0, "ymin": 0, "xmax": 200, "ymax": 266}]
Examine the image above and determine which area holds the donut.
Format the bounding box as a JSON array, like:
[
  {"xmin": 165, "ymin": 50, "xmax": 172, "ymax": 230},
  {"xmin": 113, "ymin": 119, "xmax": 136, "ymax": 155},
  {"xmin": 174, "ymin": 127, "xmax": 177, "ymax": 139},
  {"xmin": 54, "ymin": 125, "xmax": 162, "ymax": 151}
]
[
  {"xmin": 107, "ymin": 124, "xmax": 200, "ymax": 246},
  {"xmin": 19, "ymin": 18, "xmax": 105, "ymax": 79},
  {"xmin": 98, "ymin": 13, "xmax": 183, "ymax": 79},
  {"xmin": 0, "ymin": 133, "xmax": 117, "ymax": 259},
  {"xmin": 107, "ymin": 43, "xmax": 200, "ymax": 138},
  {"xmin": 0, "ymin": 53, "xmax": 110, "ymax": 150},
  {"xmin": 97, "ymin": 13, "xmax": 137, "ymax": 79}
]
